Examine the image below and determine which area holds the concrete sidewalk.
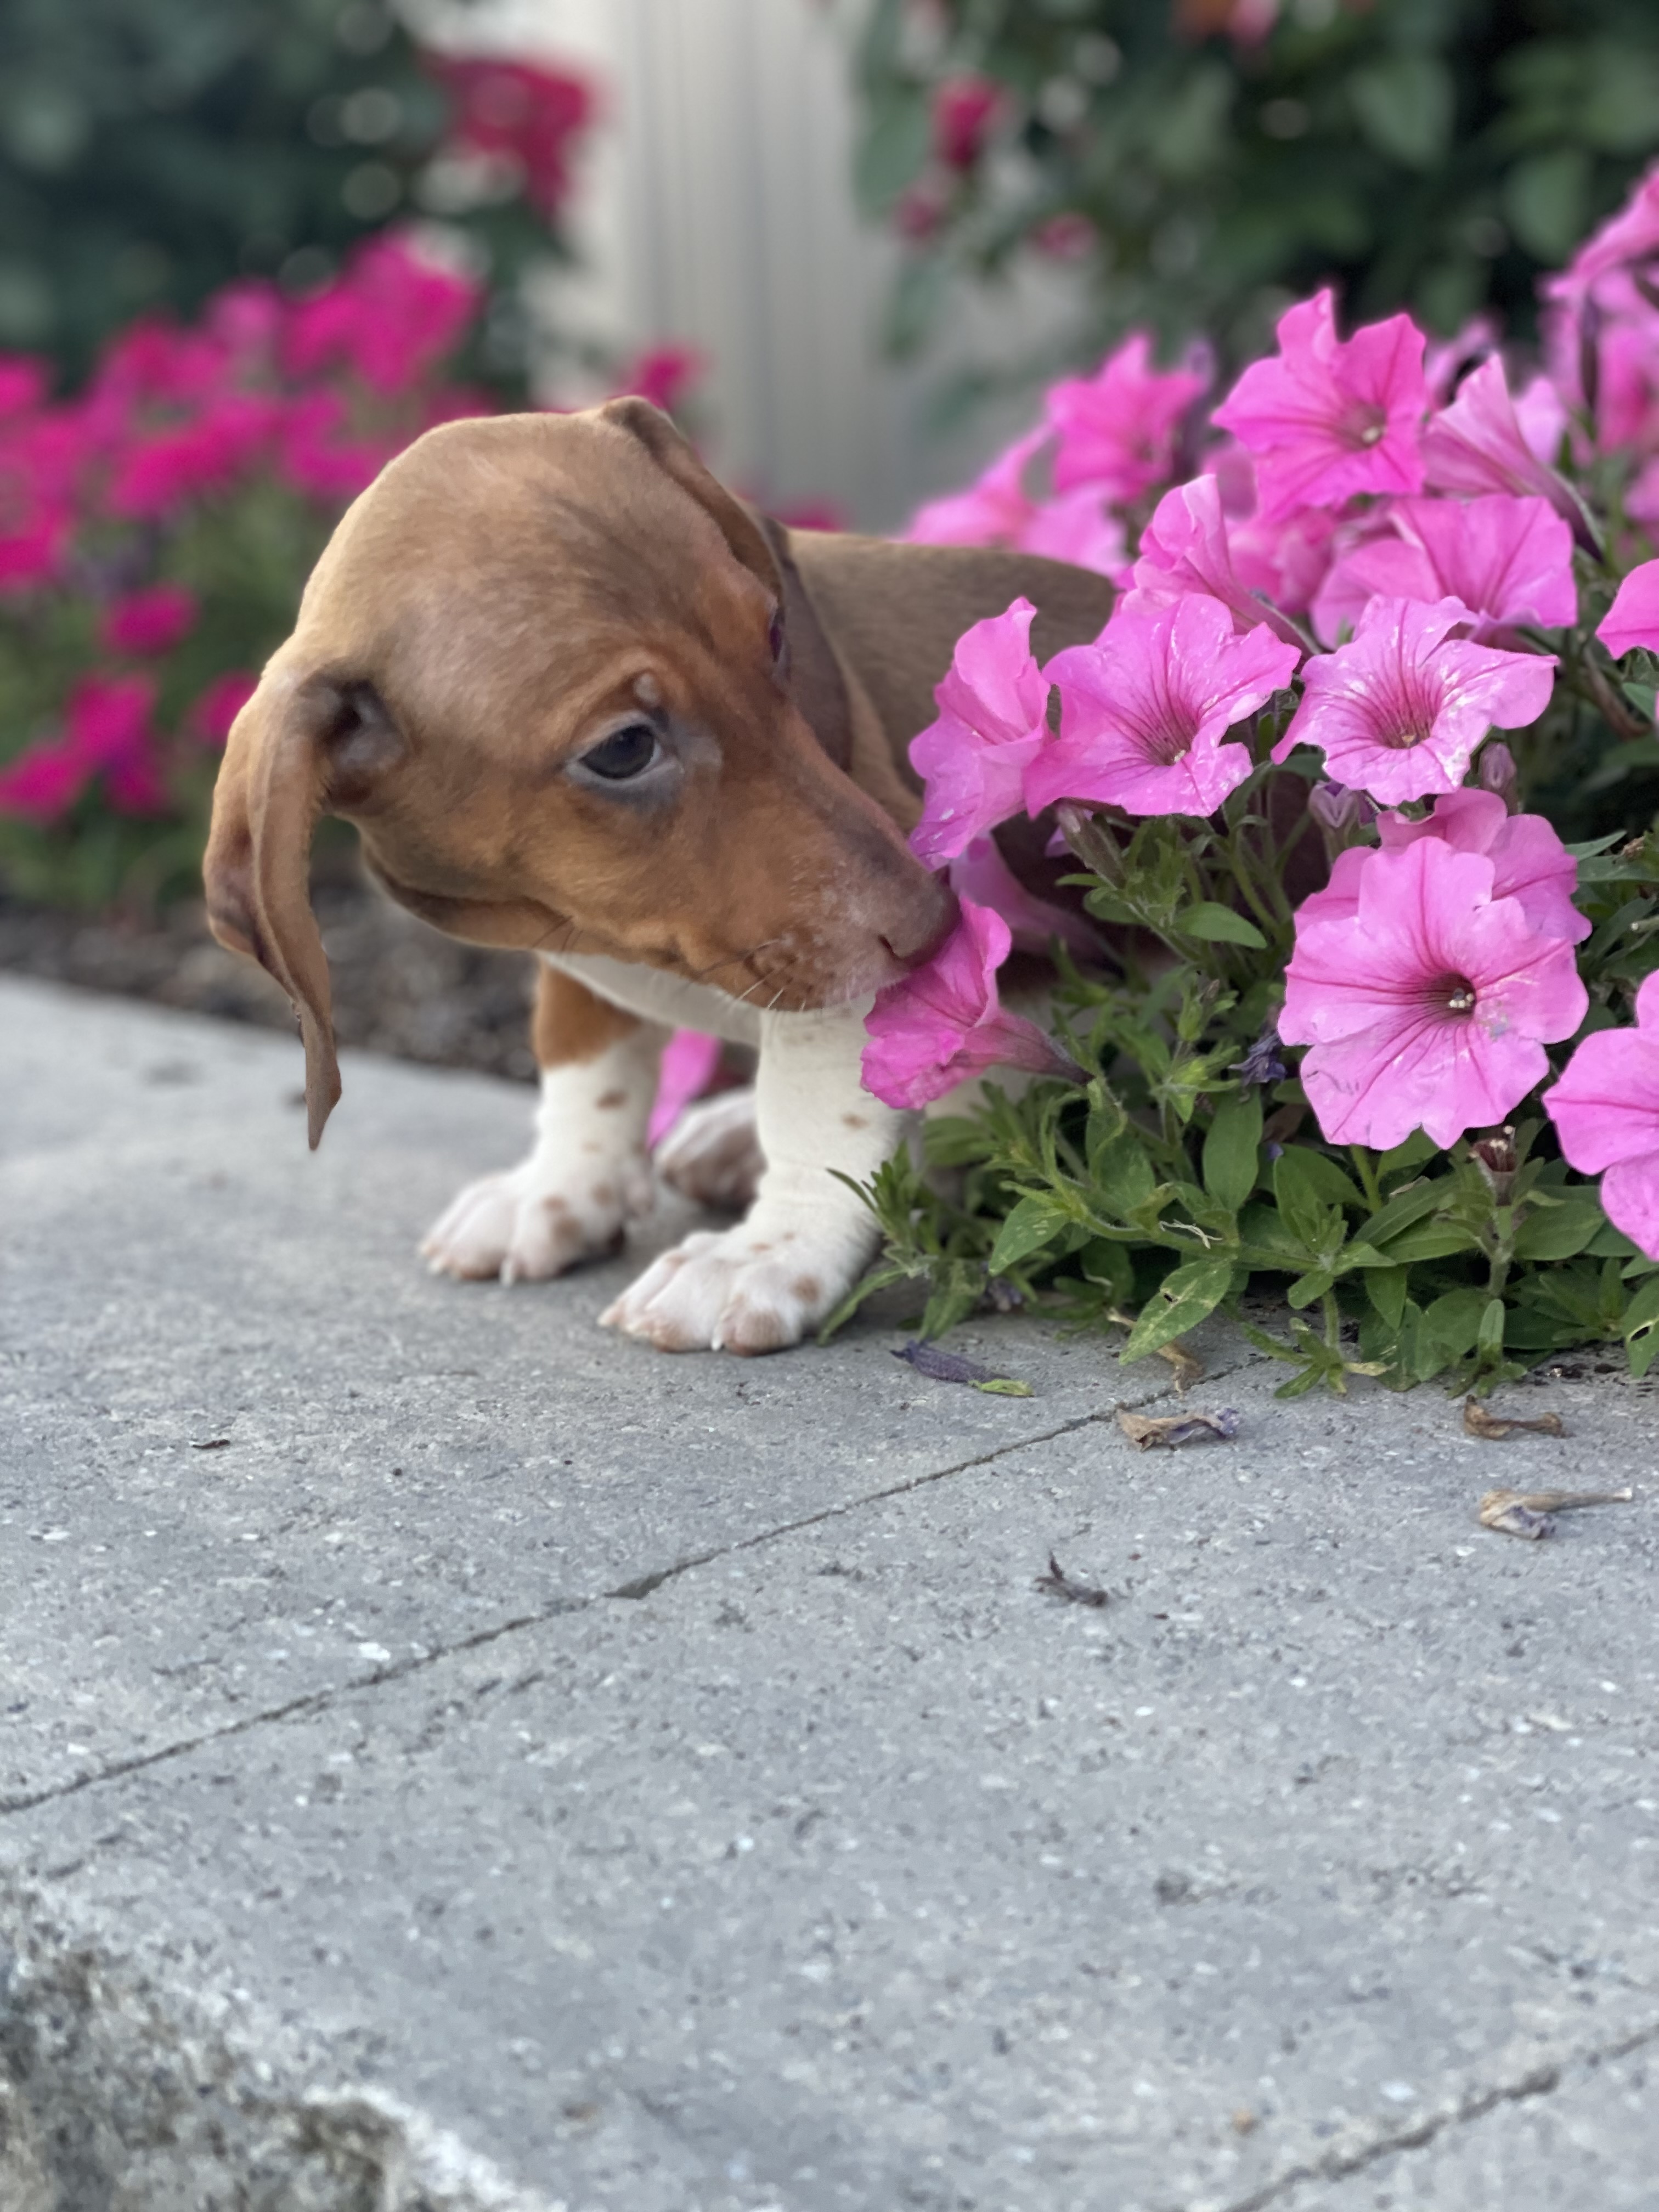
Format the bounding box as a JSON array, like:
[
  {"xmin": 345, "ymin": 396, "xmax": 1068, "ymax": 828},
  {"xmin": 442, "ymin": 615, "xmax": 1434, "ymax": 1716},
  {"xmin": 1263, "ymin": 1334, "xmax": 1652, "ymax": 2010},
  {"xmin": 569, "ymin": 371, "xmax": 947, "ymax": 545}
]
[{"xmin": 1, "ymin": 973, "xmax": 1654, "ymax": 2212}]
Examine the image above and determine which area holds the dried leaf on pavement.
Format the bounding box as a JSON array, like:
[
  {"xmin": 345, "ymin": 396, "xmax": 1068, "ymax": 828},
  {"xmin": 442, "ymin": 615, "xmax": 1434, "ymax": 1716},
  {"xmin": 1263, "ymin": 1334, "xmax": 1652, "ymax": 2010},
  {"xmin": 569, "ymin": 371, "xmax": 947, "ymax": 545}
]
[
  {"xmin": 1118, "ymin": 1407, "xmax": 1240, "ymax": 1451},
  {"xmin": 893, "ymin": 1339, "xmax": 1032, "ymax": 1395},
  {"xmin": 1034, "ymin": 1553, "xmax": 1110, "ymax": 1607},
  {"xmin": 1478, "ymin": 1485, "xmax": 1634, "ymax": 1539},
  {"xmin": 1463, "ymin": 1396, "xmax": 1566, "ymax": 1441}
]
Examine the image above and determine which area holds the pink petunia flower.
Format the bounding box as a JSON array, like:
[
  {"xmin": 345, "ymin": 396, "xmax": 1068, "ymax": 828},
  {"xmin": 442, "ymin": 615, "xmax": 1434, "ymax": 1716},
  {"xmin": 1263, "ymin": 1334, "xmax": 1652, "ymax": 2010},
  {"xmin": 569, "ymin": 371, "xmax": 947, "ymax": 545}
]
[
  {"xmin": 100, "ymin": 583, "xmax": 199, "ymax": 657},
  {"xmin": 947, "ymin": 834, "xmax": 1104, "ymax": 960},
  {"xmin": 1597, "ymin": 559, "xmax": 1659, "ymax": 659},
  {"xmin": 1044, "ymin": 332, "xmax": 1207, "ymax": 504},
  {"xmin": 1129, "ymin": 473, "xmax": 1307, "ymax": 645},
  {"xmin": 1027, "ymin": 593, "xmax": 1300, "ymax": 819},
  {"xmin": 1295, "ymin": 788, "xmax": 1588, "ymax": 947},
  {"xmin": 1282, "ymin": 837, "xmax": 1588, "ymax": 1150},
  {"xmin": 932, "ymin": 74, "xmax": 1002, "ymax": 170},
  {"xmin": 283, "ymin": 235, "xmax": 479, "ymax": 399},
  {"xmin": 189, "ymin": 670, "xmax": 258, "ymax": 748},
  {"xmin": 0, "ymin": 673, "xmax": 160, "ymax": 823},
  {"xmin": 909, "ymin": 599, "xmax": 1052, "ymax": 867},
  {"xmin": 861, "ymin": 898, "xmax": 1082, "ymax": 1110},
  {"xmin": 1015, "ymin": 486, "xmax": 1127, "ymax": 578},
  {"xmin": 1275, "ymin": 595, "xmax": 1557, "ymax": 805},
  {"xmin": 0, "ymin": 355, "xmax": 47, "ymax": 419},
  {"xmin": 1209, "ymin": 290, "xmax": 1427, "ymax": 522},
  {"xmin": 904, "ymin": 427, "xmax": 1046, "ymax": 548},
  {"xmin": 647, "ymin": 1029, "xmax": 724, "ymax": 1147},
  {"xmin": 1311, "ymin": 493, "xmax": 1576, "ymax": 646},
  {"xmin": 1545, "ymin": 162, "xmax": 1659, "ymax": 307},
  {"xmin": 1420, "ymin": 356, "xmax": 1596, "ymax": 551},
  {"xmin": 1545, "ymin": 970, "xmax": 1659, "ymax": 1259},
  {"xmin": 430, "ymin": 54, "xmax": 594, "ymax": 217},
  {"xmin": 108, "ymin": 394, "xmax": 279, "ymax": 518}
]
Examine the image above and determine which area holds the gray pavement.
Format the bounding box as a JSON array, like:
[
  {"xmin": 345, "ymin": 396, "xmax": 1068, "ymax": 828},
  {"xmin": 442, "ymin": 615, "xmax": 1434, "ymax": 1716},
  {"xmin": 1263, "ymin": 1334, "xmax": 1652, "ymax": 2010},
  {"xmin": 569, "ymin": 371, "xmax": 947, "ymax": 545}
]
[{"xmin": 1, "ymin": 972, "xmax": 1655, "ymax": 2212}]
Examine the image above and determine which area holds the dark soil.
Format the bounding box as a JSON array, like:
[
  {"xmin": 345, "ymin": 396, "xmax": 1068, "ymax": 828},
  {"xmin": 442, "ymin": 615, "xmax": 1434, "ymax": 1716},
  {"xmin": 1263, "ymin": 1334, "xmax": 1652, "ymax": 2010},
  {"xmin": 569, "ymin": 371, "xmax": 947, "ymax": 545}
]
[{"xmin": 0, "ymin": 862, "xmax": 540, "ymax": 1085}]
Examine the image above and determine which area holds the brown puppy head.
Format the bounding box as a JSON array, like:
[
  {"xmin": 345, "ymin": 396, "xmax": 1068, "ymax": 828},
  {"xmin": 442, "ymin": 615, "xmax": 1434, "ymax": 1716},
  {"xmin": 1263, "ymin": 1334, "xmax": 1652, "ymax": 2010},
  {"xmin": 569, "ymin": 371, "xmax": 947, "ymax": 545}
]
[{"xmin": 204, "ymin": 399, "xmax": 955, "ymax": 1146}]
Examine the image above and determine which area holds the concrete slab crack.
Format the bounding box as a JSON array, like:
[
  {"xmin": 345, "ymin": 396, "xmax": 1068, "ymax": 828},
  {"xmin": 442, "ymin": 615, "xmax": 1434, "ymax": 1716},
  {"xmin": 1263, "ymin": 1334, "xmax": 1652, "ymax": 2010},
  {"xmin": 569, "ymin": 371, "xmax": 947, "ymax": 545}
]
[
  {"xmin": 1212, "ymin": 2017, "xmax": 1659, "ymax": 2212},
  {"xmin": 1, "ymin": 1356, "xmax": 1257, "ymax": 1823}
]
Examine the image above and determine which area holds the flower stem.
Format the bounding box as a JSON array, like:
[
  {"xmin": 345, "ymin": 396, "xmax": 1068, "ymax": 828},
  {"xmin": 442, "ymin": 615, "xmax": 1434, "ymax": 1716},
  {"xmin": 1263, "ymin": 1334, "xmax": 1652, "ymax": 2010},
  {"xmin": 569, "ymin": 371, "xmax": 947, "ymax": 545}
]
[{"xmin": 1348, "ymin": 1146, "xmax": 1383, "ymax": 1212}]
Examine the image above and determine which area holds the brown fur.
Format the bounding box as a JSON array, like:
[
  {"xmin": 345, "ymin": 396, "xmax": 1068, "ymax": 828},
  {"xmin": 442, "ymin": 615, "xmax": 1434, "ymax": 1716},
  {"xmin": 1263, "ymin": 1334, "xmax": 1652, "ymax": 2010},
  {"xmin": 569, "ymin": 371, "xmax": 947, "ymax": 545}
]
[{"xmin": 203, "ymin": 400, "xmax": 1113, "ymax": 1142}]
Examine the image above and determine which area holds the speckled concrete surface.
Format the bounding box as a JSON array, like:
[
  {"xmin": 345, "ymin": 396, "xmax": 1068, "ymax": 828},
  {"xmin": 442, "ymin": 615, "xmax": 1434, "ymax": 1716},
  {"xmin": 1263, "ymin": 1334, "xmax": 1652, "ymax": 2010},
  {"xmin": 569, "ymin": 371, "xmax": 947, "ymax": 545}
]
[{"xmin": 2, "ymin": 977, "xmax": 1655, "ymax": 2212}]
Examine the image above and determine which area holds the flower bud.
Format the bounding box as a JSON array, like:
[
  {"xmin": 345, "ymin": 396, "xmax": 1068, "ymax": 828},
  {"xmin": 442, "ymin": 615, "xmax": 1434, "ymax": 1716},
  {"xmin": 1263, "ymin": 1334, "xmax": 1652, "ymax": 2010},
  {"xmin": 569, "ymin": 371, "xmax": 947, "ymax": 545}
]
[
  {"xmin": 1477, "ymin": 741, "xmax": 1520, "ymax": 812},
  {"xmin": 1308, "ymin": 780, "xmax": 1376, "ymax": 859},
  {"xmin": 1471, "ymin": 1127, "xmax": 1519, "ymax": 1203}
]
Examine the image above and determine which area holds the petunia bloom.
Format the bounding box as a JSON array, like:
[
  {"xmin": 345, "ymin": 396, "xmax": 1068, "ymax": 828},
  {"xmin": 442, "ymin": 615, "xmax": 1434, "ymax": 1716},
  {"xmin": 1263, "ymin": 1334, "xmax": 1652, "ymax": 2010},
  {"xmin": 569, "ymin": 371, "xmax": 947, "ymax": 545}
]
[
  {"xmin": 1015, "ymin": 486, "xmax": 1127, "ymax": 578},
  {"xmin": 1311, "ymin": 493, "xmax": 1576, "ymax": 646},
  {"xmin": 1295, "ymin": 788, "xmax": 1588, "ymax": 947},
  {"xmin": 1597, "ymin": 558, "xmax": 1659, "ymax": 659},
  {"xmin": 905, "ymin": 427, "xmax": 1046, "ymax": 548},
  {"xmin": 1128, "ymin": 473, "xmax": 1307, "ymax": 646},
  {"xmin": 1028, "ymin": 593, "xmax": 1301, "ymax": 819},
  {"xmin": 1044, "ymin": 332, "xmax": 1207, "ymax": 504},
  {"xmin": 1545, "ymin": 970, "xmax": 1659, "ymax": 1259},
  {"xmin": 1209, "ymin": 290, "xmax": 1427, "ymax": 522},
  {"xmin": 1276, "ymin": 595, "xmax": 1557, "ymax": 805},
  {"xmin": 932, "ymin": 74, "xmax": 1002, "ymax": 169},
  {"xmin": 862, "ymin": 898, "xmax": 1083, "ymax": 1110},
  {"xmin": 947, "ymin": 834, "xmax": 1104, "ymax": 960},
  {"xmin": 100, "ymin": 582, "xmax": 199, "ymax": 657},
  {"xmin": 909, "ymin": 599, "xmax": 1052, "ymax": 867},
  {"xmin": 1282, "ymin": 836, "xmax": 1588, "ymax": 1150},
  {"xmin": 1420, "ymin": 355, "xmax": 1596, "ymax": 551},
  {"xmin": 1545, "ymin": 162, "xmax": 1659, "ymax": 307}
]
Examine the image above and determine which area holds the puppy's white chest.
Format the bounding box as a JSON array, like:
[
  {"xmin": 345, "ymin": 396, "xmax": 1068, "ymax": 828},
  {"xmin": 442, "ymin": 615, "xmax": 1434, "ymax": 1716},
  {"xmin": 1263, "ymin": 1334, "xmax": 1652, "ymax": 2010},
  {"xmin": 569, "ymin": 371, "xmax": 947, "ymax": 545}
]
[{"xmin": 541, "ymin": 952, "xmax": 764, "ymax": 1046}]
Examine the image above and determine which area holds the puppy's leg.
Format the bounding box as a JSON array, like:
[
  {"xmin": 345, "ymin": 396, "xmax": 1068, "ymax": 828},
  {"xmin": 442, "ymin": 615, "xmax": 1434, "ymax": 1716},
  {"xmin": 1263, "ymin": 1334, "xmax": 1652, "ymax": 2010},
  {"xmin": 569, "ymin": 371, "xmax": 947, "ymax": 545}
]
[
  {"xmin": 654, "ymin": 1085, "xmax": 764, "ymax": 1212},
  {"xmin": 422, "ymin": 968, "xmax": 666, "ymax": 1283},
  {"xmin": 600, "ymin": 1003, "xmax": 911, "ymax": 1353}
]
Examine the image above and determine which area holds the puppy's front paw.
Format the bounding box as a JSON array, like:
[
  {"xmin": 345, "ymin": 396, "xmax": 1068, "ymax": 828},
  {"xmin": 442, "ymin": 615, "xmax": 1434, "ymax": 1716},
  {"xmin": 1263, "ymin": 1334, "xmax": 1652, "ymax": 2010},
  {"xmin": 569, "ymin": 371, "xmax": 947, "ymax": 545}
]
[
  {"xmin": 599, "ymin": 1216, "xmax": 865, "ymax": 1355},
  {"xmin": 654, "ymin": 1087, "xmax": 764, "ymax": 1213},
  {"xmin": 421, "ymin": 1152, "xmax": 651, "ymax": 1285}
]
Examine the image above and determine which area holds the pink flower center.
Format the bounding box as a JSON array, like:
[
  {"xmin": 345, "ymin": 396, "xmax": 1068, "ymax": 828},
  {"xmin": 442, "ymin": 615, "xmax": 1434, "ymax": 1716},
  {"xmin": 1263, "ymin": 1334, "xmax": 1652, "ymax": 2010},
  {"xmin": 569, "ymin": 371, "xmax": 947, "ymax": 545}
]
[
  {"xmin": 1431, "ymin": 973, "xmax": 1477, "ymax": 1018},
  {"xmin": 1375, "ymin": 667, "xmax": 1443, "ymax": 749},
  {"xmin": 1137, "ymin": 709, "xmax": 1199, "ymax": 765},
  {"xmin": 1340, "ymin": 400, "xmax": 1387, "ymax": 450}
]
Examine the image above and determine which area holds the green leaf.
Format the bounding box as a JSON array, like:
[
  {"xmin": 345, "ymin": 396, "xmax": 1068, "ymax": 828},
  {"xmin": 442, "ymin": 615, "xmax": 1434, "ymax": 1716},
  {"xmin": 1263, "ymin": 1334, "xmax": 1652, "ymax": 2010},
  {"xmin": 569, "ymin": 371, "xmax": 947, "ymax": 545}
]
[
  {"xmin": 1376, "ymin": 1220, "xmax": 1479, "ymax": 1265},
  {"xmin": 1365, "ymin": 1266, "xmax": 1409, "ymax": 1330},
  {"xmin": 1287, "ymin": 1268, "xmax": 1335, "ymax": 1310},
  {"xmin": 1477, "ymin": 1297, "xmax": 1506, "ymax": 1359},
  {"xmin": 1623, "ymin": 1274, "xmax": 1659, "ymax": 1378},
  {"xmin": 1091, "ymin": 1131, "xmax": 1157, "ymax": 1220},
  {"xmin": 1120, "ymin": 1258, "xmax": 1235, "ymax": 1363},
  {"xmin": 989, "ymin": 1194, "xmax": 1069, "ymax": 1275},
  {"xmin": 1421, "ymin": 1289, "xmax": 1489, "ymax": 1362},
  {"xmin": 1504, "ymin": 148, "xmax": 1592, "ymax": 264},
  {"xmin": 975, "ymin": 1376, "xmax": 1035, "ymax": 1397},
  {"xmin": 1202, "ymin": 1088, "xmax": 1262, "ymax": 1214},
  {"xmin": 1179, "ymin": 901, "xmax": 1266, "ymax": 949},
  {"xmin": 1277, "ymin": 1146, "xmax": 1366, "ymax": 1213},
  {"xmin": 1348, "ymin": 54, "xmax": 1454, "ymax": 170},
  {"xmin": 1514, "ymin": 1198, "xmax": 1606, "ymax": 1261}
]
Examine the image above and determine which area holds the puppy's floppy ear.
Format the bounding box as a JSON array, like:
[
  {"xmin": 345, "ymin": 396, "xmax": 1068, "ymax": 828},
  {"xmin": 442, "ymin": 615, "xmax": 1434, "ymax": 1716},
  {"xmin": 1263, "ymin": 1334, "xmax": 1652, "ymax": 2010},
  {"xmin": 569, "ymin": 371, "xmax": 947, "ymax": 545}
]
[
  {"xmin": 597, "ymin": 396, "xmax": 782, "ymax": 602},
  {"xmin": 204, "ymin": 667, "xmax": 404, "ymax": 1149}
]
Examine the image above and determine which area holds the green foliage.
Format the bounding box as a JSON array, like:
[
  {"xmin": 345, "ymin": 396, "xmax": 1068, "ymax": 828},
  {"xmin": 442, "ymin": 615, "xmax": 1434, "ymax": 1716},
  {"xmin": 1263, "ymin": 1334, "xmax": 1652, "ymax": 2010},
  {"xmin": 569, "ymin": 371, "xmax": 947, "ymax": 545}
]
[
  {"xmin": 0, "ymin": 0, "xmax": 563, "ymax": 389},
  {"xmin": 825, "ymin": 738, "xmax": 1659, "ymax": 1392},
  {"xmin": 851, "ymin": 0, "xmax": 1659, "ymax": 376}
]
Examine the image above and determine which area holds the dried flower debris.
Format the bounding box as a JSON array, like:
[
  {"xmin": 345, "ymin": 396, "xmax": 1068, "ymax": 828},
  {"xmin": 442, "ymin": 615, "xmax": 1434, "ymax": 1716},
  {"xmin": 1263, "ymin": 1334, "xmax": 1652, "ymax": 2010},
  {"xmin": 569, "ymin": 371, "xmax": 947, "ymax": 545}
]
[
  {"xmin": 892, "ymin": 1339, "xmax": 1034, "ymax": 1396},
  {"xmin": 1477, "ymin": 1486, "xmax": 1634, "ymax": 1539},
  {"xmin": 1463, "ymin": 1396, "xmax": 1565, "ymax": 1441},
  {"xmin": 1034, "ymin": 1554, "xmax": 1110, "ymax": 1607},
  {"xmin": 1118, "ymin": 1407, "xmax": 1240, "ymax": 1451}
]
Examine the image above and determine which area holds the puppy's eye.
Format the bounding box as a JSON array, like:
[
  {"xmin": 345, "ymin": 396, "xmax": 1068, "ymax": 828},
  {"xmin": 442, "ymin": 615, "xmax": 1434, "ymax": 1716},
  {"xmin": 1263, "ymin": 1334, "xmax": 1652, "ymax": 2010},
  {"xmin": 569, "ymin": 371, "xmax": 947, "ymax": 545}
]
[
  {"xmin": 579, "ymin": 723, "xmax": 659, "ymax": 781},
  {"xmin": 768, "ymin": 611, "xmax": 785, "ymax": 664}
]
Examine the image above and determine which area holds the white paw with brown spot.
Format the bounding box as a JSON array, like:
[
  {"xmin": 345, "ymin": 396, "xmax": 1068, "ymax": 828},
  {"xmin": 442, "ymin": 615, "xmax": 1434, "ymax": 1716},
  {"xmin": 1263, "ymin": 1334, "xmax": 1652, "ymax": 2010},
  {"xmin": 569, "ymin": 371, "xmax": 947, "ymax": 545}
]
[
  {"xmin": 421, "ymin": 1150, "xmax": 652, "ymax": 1284},
  {"xmin": 654, "ymin": 1087, "xmax": 765, "ymax": 1212},
  {"xmin": 599, "ymin": 1217, "xmax": 852, "ymax": 1354}
]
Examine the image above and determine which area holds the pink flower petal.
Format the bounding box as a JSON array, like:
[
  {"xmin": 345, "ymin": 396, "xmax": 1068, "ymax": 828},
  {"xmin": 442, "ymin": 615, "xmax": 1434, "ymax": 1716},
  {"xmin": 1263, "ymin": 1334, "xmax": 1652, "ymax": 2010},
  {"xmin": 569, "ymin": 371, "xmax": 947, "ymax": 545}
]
[
  {"xmin": 1420, "ymin": 356, "xmax": 1595, "ymax": 550},
  {"xmin": 1210, "ymin": 290, "xmax": 1427, "ymax": 522},
  {"xmin": 861, "ymin": 898, "xmax": 1080, "ymax": 1109},
  {"xmin": 1129, "ymin": 474, "xmax": 1307, "ymax": 645},
  {"xmin": 1283, "ymin": 837, "xmax": 1587, "ymax": 1150},
  {"xmin": 1044, "ymin": 332, "xmax": 1207, "ymax": 505},
  {"xmin": 909, "ymin": 600, "xmax": 1052, "ymax": 866},
  {"xmin": 648, "ymin": 1029, "xmax": 724, "ymax": 1147},
  {"xmin": 1028, "ymin": 593, "xmax": 1299, "ymax": 819},
  {"xmin": 1598, "ymin": 559, "xmax": 1659, "ymax": 659},
  {"xmin": 1313, "ymin": 495, "xmax": 1575, "ymax": 647},
  {"xmin": 1277, "ymin": 596, "xmax": 1556, "ymax": 805}
]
